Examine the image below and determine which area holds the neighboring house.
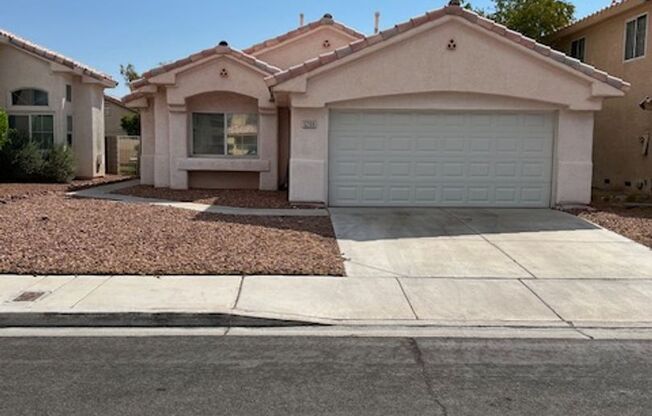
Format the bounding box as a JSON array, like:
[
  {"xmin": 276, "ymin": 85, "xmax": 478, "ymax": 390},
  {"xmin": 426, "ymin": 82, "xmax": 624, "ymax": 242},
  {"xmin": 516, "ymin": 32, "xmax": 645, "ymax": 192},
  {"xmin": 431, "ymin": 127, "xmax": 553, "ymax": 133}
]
[
  {"xmin": 0, "ymin": 29, "xmax": 117, "ymax": 178},
  {"xmin": 105, "ymin": 95, "xmax": 138, "ymax": 136},
  {"xmin": 124, "ymin": 4, "xmax": 627, "ymax": 207},
  {"xmin": 549, "ymin": 0, "xmax": 652, "ymax": 194}
]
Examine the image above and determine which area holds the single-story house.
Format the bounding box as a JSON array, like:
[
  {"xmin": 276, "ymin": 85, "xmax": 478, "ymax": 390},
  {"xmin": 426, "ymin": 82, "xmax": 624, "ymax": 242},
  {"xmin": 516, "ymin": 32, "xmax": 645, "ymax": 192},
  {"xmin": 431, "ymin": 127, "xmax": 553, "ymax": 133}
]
[
  {"xmin": 0, "ymin": 28, "xmax": 117, "ymax": 178},
  {"xmin": 105, "ymin": 95, "xmax": 138, "ymax": 137},
  {"xmin": 124, "ymin": 3, "xmax": 629, "ymax": 207}
]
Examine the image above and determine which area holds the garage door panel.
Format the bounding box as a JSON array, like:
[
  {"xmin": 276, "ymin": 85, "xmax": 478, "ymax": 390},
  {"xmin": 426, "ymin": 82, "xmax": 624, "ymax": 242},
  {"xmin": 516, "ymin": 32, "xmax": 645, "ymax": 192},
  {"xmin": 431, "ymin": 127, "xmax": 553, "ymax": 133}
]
[{"xmin": 329, "ymin": 111, "xmax": 553, "ymax": 207}]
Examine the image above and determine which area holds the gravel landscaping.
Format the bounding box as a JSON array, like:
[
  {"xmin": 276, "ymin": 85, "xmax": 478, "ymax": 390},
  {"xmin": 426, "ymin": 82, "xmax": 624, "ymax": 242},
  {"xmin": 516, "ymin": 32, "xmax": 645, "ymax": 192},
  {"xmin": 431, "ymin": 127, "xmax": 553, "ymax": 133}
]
[
  {"xmin": 0, "ymin": 175, "xmax": 132, "ymax": 204},
  {"xmin": 0, "ymin": 185, "xmax": 343, "ymax": 276},
  {"xmin": 112, "ymin": 185, "xmax": 321, "ymax": 209},
  {"xmin": 567, "ymin": 192, "xmax": 652, "ymax": 248}
]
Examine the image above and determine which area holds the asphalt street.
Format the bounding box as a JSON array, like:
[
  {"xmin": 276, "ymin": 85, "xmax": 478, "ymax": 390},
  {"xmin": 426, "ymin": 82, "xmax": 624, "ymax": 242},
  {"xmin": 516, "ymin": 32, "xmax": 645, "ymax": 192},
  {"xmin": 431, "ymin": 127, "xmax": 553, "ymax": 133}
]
[{"xmin": 0, "ymin": 336, "xmax": 650, "ymax": 415}]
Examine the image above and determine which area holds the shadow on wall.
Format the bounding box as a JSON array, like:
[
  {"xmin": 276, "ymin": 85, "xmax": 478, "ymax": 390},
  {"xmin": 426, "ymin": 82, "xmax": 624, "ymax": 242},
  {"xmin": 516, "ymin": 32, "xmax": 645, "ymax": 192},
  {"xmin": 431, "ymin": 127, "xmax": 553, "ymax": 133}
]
[{"xmin": 326, "ymin": 208, "xmax": 601, "ymax": 242}]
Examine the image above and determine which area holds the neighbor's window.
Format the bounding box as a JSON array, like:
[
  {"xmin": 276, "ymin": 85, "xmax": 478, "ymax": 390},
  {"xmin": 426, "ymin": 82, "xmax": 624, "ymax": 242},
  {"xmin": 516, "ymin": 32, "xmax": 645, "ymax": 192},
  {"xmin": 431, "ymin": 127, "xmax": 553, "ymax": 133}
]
[
  {"xmin": 67, "ymin": 115, "xmax": 73, "ymax": 146},
  {"xmin": 8, "ymin": 114, "xmax": 54, "ymax": 149},
  {"xmin": 11, "ymin": 88, "xmax": 49, "ymax": 106},
  {"xmin": 192, "ymin": 112, "xmax": 258, "ymax": 156},
  {"xmin": 625, "ymin": 14, "xmax": 647, "ymax": 60},
  {"xmin": 570, "ymin": 37, "xmax": 585, "ymax": 62},
  {"xmin": 66, "ymin": 85, "xmax": 72, "ymax": 102}
]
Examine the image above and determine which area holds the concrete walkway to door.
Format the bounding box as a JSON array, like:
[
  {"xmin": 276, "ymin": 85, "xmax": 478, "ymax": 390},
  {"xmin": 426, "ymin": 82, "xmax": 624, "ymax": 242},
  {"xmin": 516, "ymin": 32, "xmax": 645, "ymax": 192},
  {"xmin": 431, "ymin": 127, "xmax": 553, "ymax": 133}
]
[{"xmin": 330, "ymin": 207, "xmax": 652, "ymax": 279}]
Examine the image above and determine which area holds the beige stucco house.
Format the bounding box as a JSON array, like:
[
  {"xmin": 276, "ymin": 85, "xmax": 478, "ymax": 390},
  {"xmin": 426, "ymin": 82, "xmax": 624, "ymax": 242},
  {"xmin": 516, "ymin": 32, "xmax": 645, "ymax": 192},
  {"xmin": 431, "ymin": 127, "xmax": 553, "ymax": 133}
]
[
  {"xmin": 550, "ymin": 0, "xmax": 651, "ymax": 194},
  {"xmin": 124, "ymin": 4, "xmax": 628, "ymax": 207},
  {"xmin": 105, "ymin": 95, "xmax": 138, "ymax": 136},
  {"xmin": 0, "ymin": 29, "xmax": 117, "ymax": 178}
]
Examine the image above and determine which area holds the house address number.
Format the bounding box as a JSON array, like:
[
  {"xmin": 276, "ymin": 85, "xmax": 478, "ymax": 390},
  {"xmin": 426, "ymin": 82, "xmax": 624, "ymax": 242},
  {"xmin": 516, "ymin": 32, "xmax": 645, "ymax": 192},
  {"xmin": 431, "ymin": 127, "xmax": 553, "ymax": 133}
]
[{"xmin": 302, "ymin": 120, "xmax": 318, "ymax": 129}]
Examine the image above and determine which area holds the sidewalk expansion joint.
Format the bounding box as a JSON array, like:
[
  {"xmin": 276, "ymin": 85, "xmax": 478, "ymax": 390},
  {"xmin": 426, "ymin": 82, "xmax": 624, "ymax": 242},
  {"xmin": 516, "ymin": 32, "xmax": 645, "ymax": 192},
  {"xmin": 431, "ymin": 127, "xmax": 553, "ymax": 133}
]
[{"xmin": 395, "ymin": 277, "xmax": 420, "ymax": 320}]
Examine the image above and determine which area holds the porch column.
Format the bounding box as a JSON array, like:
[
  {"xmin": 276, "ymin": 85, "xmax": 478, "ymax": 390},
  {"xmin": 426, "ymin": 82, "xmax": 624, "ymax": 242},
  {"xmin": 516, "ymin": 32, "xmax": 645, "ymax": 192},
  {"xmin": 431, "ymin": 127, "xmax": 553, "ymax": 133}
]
[
  {"xmin": 153, "ymin": 91, "xmax": 170, "ymax": 188},
  {"xmin": 168, "ymin": 104, "xmax": 188, "ymax": 189},
  {"xmin": 139, "ymin": 104, "xmax": 155, "ymax": 185},
  {"xmin": 258, "ymin": 106, "xmax": 278, "ymax": 190}
]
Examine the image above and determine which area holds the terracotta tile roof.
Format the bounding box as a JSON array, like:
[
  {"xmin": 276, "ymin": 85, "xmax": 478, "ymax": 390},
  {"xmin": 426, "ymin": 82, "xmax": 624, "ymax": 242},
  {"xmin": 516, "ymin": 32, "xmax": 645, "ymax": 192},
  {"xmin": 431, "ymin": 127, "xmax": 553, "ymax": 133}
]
[
  {"xmin": 129, "ymin": 44, "xmax": 282, "ymax": 90},
  {"xmin": 105, "ymin": 94, "xmax": 137, "ymax": 111},
  {"xmin": 266, "ymin": 5, "xmax": 630, "ymax": 92},
  {"xmin": 243, "ymin": 14, "xmax": 365, "ymax": 55},
  {"xmin": 121, "ymin": 90, "xmax": 147, "ymax": 104},
  {"xmin": 0, "ymin": 28, "xmax": 117, "ymax": 86},
  {"xmin": 551, "ymin": 0, "xmax": 632, "ymax": 37}
]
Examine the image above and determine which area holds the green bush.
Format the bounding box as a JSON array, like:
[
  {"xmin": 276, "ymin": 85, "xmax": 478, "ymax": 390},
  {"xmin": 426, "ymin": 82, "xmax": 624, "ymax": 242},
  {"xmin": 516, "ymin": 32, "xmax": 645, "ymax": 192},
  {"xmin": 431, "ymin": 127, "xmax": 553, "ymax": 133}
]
[
  {"xmin": 0, "ymin": 130, "xmax": 75, "ymax": 183},
  {"xmin": 42, "ymin": 144, "xmax": 75, "ymax": 183},
  {"xmin": 120, "ymin": 113, "xmax": 141, "ymax": 136},
  {"xmin": 0, "ymin": 109, "xmax": 8, "ymax": 151},
  {"xmin": 11, "ymin": 139, "xmax": 44, "ymax": 181}
]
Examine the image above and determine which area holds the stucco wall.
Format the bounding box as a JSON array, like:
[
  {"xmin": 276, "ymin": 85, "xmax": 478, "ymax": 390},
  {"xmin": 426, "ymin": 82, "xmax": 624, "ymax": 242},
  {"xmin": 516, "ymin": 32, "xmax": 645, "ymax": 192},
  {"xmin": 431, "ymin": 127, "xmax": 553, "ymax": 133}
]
[
  {"xmin": 552, "ymin": 2, "xmax": 652, "ymax": 193},
  {"xmin": 139, "ymin": 55, "xmax": 279, "ymax": 190},
  {"xmin": 252, "ymin": 26, "xmax": 359, "ymax": 69},
  {"xmin": 105, "ymin": 99, "xmax": 137, "ymax": 136},
  {"xmin": 282, "ymin": 16, "xmax": 618, "ymax": 206},
  {"xmin": 0, "ymin": 43, "xmax": 107, "ymax": 178}
]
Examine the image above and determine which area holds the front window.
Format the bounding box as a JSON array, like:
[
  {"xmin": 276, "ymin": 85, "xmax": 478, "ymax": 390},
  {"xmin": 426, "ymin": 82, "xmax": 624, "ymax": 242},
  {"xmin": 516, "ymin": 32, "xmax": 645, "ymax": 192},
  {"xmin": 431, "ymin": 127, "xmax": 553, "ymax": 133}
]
[
  {"xmin": 11, "ymin": 88, "xmax": 49, "ymax": 106},
  {"xmin": 192, "ymin": 112, "xmax": 258, "ymax": 156},
  {"xmin": 66, "ymin": 85, "xmax": 72, "ymax": 103},
  {"xmin": 625, "ymin": 14, "xmax": 647, "ymax": 60},
  {"xmin": 67, "ymin": 115, "xmax": 73, "ymax": 146},
  {"xmin": 570, "ymin": 37, "xmax": 585, "ymax": 62},
  {"xmin": 8, "ymin": 114, "xmax": 54, "ymax": 149}
]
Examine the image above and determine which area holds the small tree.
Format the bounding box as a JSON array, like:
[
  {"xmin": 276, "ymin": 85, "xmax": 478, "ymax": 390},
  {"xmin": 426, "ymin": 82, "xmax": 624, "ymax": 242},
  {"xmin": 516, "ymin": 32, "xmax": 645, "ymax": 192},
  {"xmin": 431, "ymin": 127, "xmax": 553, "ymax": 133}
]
[
  {"xmin": 119, "ymin": 63, "xmax": 141, "ymax": 84},
  {"xmin": 121, "ymin": 113, "xmax": 141, "ymax": 136},
  {"xmin": 489, "ymin": 0, "xmax": 574, "ymax": 42}
]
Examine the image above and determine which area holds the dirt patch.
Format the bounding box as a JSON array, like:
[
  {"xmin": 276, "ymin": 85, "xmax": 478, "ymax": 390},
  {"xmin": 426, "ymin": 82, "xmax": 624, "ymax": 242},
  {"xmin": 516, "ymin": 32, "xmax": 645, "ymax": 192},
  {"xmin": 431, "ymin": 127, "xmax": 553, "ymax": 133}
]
[
  {"xmin": 112, "ymin": 185, "xmax": 322, "ymax": 209},
  {"xmin": 0, "ymin": 175, "xmax": 132, "ymax": 204},
  {"xmin": 567, "ymin": 195, "xmax": 652, "ymax": 248},
  {"xmin": 0, "ymin": 194, "xmax": 343, "ymax": 276}
]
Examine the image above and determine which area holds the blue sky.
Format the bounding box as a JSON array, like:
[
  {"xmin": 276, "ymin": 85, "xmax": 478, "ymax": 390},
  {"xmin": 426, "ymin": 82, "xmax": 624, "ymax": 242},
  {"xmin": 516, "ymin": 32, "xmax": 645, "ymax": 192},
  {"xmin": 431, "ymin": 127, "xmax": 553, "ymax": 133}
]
[{"xmin": 1, "ymin": 0, "xmax": 609, "ymax": 96}]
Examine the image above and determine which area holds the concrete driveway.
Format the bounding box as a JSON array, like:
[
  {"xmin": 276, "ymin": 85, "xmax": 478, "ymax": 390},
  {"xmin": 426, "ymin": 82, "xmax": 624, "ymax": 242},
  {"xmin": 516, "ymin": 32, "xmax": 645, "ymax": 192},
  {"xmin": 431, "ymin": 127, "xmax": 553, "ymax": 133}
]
[{"xmin": 330, "ymin": 208, "xmax": 652, "ymax": 279}]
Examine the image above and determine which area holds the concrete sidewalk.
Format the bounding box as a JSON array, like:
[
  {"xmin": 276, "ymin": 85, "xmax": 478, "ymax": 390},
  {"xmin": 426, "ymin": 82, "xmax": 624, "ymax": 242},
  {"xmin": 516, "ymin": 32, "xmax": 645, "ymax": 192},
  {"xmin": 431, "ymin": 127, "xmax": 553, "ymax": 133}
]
[{"xmin": 1, "ymin": 274, "xmax": 651, "ymax": 332}]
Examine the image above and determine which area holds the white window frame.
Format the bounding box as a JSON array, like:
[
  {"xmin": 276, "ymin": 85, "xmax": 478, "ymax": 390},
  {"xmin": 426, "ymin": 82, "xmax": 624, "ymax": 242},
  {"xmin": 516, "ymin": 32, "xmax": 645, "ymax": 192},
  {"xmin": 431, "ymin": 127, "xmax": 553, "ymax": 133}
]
[
  {"xmin": 624, "ymin": 12, "xmax": 648, "ymax": 62},
  {"xmin": 8, "ymin": 112, "xmax": 56, "ymax": 149},
  {"xmin": 570, "ymin": 37, "xmax": 586, "ymax": 62},
  {"xmin": 190, "ymin": 112, "xmax": 259, "ymax": 158}
]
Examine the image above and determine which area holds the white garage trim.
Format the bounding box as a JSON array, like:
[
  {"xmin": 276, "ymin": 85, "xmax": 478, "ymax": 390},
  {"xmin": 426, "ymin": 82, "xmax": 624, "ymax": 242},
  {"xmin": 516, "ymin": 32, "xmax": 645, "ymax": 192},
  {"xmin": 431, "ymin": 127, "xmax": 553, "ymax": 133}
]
[{"xmin": 328, "ymin": 110, "xmax": 555, "ymax": 207}]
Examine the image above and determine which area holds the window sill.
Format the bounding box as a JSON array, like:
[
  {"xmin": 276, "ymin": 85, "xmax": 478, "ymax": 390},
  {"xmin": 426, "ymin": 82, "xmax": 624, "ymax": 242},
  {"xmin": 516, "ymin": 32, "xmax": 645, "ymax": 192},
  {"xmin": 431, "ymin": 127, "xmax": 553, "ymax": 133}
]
[{"xmin": 176, "ymin": 157, "xmax": 270, "ymax": 172}]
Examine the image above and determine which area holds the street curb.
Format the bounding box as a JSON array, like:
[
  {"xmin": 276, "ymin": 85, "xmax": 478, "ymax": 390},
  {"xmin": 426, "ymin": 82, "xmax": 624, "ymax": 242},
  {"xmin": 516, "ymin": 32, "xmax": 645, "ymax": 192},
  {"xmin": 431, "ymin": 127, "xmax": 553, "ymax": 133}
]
[{"xmin": 0, "ymin": 312, "xmax": 324, "ymax": 328}]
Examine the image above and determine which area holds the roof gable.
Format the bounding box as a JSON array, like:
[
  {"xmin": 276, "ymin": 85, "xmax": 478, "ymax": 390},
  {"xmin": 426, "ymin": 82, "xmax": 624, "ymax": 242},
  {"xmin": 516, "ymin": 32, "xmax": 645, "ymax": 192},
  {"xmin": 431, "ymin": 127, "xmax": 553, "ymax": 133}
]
[
  {"xmin": 130, "ymin": 44, "xmax": 281, "ymax": 90},
  {"xmin": 266, "ymin": 5, "xmax": 629, "ymax": 92},
  {"xmin": 243, "ymin": 14, "xmax": 364, "ymax": 56},
  {"xmin": 0, "ymin": 28, "xmax": 116, "ymax": 87},
  {"xmin": 550, "ymin": 0, "xmax": 644, "ymax": 39}
]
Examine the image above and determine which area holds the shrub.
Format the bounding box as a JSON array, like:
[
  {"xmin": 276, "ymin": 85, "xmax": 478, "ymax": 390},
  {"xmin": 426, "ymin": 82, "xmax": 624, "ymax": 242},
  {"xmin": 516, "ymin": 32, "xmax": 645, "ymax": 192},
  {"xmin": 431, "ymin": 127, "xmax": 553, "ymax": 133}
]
[
  {"xmin": 10, "ymin": 139, "xmax": 44, "ymax": 181},
  {"xmin": 42, "ymin": 144, "xmax": 75, "ymax": 183},
  {"xmin": 0, "ymin": 109, "xmax": 8, "ymax": 151},
  {"xmin": 120, "ymin": 113, "xmax": 141, "ymax": 136}
]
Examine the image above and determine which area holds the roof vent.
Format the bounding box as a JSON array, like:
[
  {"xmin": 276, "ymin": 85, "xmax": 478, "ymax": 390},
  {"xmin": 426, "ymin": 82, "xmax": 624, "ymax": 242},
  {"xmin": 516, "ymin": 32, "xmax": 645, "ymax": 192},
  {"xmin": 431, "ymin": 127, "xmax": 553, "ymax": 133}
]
[
  {"xmin": 323, "ymin": 13, "xmax": 333, "ymax": 20},
  {"xmin": 218, "ymin": 40, "xmax": 229, "ymax": 46}
]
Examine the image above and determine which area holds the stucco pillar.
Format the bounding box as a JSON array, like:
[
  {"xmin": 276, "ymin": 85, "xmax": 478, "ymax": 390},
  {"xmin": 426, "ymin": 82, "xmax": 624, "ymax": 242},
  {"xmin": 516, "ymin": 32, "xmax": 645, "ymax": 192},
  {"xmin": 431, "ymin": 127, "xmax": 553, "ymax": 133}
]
[
  {"xmin": 168, "ymin": 105, "xmax": 188, "ymax": 189},
  {"xmin": 258, "ymin": 106, "xmax": 278, "ymax": 190},
  {"xmin": 555, "ymin": 110, "xmax": 595, "ymax": 205},
  {"xmin": 73, "ymin": 83, "xmax": 105, "ymax": 178},
  {"xmin": 139, "ymin": 104, "xmax": 155, "ymax": 185},
  {"xmin": 153, "ymin": 91, "xmax": 170, "ymax": 188},
  {"xmin": 288, "ymin": 107, "xmax": 329, "ymax": 203}
]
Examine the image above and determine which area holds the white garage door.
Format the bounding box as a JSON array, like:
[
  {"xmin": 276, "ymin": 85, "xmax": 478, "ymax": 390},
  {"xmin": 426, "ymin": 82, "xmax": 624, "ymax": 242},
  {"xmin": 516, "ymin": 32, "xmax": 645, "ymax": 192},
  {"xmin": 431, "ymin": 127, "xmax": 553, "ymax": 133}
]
[{"xmin": 328, "ymin": 111, "xmax": 554, "ymax": 207}]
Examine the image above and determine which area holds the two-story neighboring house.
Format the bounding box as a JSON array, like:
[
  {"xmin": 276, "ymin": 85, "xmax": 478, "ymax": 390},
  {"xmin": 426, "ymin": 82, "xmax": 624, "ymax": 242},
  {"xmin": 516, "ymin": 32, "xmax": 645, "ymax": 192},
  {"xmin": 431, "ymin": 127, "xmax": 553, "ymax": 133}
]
[
  {"xmin": 550, "ymin": 0, "xmax": 652, "ymax": 194},
  {"xmin": 0, "ymin": 29, "xmax": 117, "ymax": 178}
]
